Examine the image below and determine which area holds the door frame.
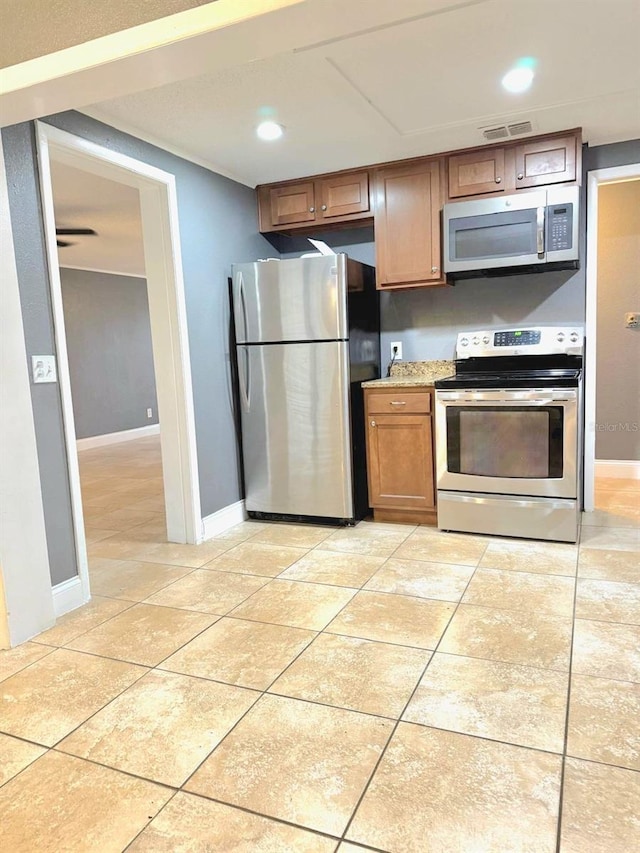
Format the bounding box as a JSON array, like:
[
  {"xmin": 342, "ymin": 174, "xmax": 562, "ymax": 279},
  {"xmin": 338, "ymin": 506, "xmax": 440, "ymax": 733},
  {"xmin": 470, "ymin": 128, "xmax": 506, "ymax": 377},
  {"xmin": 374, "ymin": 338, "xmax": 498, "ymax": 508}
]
[
  {"xmin": 584, "ymin": 162, "xmax": 640, "ymax": 510},
  {"xmin": 36, "ymin": 122, "xmax": 202, "ymax": 609}
]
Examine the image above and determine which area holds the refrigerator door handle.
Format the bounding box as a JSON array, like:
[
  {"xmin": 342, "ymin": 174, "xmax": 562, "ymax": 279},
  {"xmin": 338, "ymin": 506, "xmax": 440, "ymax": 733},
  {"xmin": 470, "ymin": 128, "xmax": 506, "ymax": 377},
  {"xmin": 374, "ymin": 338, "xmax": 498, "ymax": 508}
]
[
  {"xmin": 238, "ymin": 346, "xmax": 251, "ymax": 411},
  {"xmin": 236, "ymin": 271, "xmax": 249, "ymax": 342}
]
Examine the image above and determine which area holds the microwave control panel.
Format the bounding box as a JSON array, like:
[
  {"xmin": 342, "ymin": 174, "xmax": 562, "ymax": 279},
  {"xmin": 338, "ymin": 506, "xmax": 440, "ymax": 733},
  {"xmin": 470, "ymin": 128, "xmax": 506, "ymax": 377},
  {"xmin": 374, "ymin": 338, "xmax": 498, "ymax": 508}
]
[{"xmin": 547, "ymin": 203, "xmax": 574, "ymax": 251}]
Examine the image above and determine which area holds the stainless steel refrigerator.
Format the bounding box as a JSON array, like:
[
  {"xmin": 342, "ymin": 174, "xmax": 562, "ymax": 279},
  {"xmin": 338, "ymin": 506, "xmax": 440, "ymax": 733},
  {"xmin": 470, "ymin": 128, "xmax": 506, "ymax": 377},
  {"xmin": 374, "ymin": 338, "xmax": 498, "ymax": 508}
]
[{"xmin": 231, "ymin": 254, "xmax": 380, "ymax": 524}]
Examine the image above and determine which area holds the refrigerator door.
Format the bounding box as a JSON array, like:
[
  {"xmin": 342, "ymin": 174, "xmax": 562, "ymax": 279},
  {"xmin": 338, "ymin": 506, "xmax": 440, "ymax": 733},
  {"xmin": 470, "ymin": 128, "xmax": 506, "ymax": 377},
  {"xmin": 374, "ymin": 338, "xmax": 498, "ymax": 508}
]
[
  {"xmin": 232, "ymin": 255, "xmax": 348, "ymax": 344},
  {"xmin": 237, "ymin": 340, "xmax": 354, "ymax": 518}
]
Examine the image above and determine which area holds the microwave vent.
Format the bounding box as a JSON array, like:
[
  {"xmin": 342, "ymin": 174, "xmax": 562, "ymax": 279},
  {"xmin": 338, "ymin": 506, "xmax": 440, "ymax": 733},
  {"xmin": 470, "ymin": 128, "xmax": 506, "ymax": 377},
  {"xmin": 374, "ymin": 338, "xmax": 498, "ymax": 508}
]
[
  {"xmin": 508, "ymin": 121, "xmax": 533, "ymax": 136},
  {"xmin": 481, "ymin": 125, "xmax": 509, "ymax": 141}
]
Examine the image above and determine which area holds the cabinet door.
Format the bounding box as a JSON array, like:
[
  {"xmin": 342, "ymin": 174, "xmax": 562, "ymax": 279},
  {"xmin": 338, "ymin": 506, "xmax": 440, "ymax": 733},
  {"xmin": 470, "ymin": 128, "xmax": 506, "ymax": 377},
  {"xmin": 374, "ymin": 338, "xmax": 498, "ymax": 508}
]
[
  {"xmin": 268, "ymin": 182, "xmax": 316, "ymax": 226},
  {"xmin": 366, "ymin": 413, "xmax": 435, "ymax": 510},
  {"xmin": 448, "ymin": 148, "xmax": 506, "ymax": 198},
  {"xmin": 318, "ymin": 171, "xmax": 370, "ymax": 219},
  {"xmin": 374, "ymin": 159, "xmax": 443, "ymax": 288},
  {"xmin": 514, "ymin": 134, "xmax": 577, "ymax": 188}
]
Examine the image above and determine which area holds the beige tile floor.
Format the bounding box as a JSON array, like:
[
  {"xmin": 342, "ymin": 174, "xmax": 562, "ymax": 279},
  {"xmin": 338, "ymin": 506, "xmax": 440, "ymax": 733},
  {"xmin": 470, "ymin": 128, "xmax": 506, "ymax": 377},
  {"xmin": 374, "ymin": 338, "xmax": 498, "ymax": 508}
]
[{"xmin": 1, "ymin": 436, "xmax": 639, "ymax": 852}]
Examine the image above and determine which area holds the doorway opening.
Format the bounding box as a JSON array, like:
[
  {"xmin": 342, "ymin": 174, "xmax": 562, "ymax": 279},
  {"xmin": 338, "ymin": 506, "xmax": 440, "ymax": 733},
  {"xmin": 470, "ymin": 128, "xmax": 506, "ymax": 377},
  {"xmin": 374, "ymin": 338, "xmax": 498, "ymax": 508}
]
[
  {"xmin": 584, "ymin": 164, "xmax": 640, "ymax": 520},
  {"xmin": 36, "ymin": 122, "xmax": 202, "ymax": 614}
]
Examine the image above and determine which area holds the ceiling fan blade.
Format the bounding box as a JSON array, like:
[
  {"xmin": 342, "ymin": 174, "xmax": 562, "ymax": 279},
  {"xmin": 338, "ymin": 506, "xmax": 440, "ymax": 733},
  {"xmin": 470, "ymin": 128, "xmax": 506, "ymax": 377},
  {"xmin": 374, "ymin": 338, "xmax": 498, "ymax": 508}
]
[
  {"xmin": 57, "ymin": 240, "xmax": 74, "ymax": 247},
  {"xmin": 55, "ymin": 228, "xmax": 97, "ymax": 236}
]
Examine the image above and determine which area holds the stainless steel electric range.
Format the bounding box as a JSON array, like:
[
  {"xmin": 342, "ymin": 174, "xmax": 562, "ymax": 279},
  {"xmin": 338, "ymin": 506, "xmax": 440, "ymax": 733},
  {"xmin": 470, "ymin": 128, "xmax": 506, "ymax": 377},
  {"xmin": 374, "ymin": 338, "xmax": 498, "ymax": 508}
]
[{"xmin": 434, "ymin": 326, "xmax": 584, "ymax": 543}]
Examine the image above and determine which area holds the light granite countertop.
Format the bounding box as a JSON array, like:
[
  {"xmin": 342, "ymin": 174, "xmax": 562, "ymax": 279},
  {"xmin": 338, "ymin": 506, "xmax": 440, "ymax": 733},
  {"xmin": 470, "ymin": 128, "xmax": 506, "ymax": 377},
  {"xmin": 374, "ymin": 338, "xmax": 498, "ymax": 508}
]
[{"xmin": 362, "ymin": 359, "xmax": 455, "ymax": 388}]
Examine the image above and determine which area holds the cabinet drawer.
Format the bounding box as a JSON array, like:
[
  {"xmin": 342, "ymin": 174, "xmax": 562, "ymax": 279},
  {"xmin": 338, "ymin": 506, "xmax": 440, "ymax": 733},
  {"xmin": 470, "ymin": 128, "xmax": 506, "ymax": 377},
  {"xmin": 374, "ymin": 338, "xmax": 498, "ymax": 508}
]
[{"xmin": 366, "ymin": 391, "xmax": 431, "ymax": 414}]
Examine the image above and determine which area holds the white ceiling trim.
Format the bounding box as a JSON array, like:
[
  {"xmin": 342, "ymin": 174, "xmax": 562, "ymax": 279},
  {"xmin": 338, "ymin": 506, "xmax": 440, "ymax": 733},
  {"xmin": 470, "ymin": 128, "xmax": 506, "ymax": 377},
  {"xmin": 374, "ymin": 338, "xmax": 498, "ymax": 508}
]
[
  {"xmin": 59, "ymin": 264, "xmax": 147, "ymax": 280},
  {"xmin": 79, "ymin": 107, "xmax": 252, "ymax": 187},
  {"xmin": 1, "ymin": 0, "xmax": 301, "ymax": 94},
  {"xmin": 292, "ymin": 0, "xmax": 493, "ymax": 55},
  {"xmin": 325, "ymin": 57, "xmax": 404, "ymax": 135}
]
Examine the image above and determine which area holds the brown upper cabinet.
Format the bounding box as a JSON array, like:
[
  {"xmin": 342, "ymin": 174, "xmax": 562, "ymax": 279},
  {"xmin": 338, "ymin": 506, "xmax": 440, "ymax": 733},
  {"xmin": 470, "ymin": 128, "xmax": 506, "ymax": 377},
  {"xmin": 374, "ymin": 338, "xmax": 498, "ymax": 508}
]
[
  {"xmin": 448, "ymin": 148, "xmax": 506, "ymax": 198},
  {"xmin": 373, "ymin": 157, "xmax": 445, "ymax": 290},
  {"xmin": 257, "ymin": 169, "xmax": 371, "ymax": 231},
  {"xmin": 514, "ymin": 133, "xmax": 578, "ymax": 188},
  {"xmin": 255, "ymin": 128, "xmax": 582, "ymax": 290},
  {"xmin": 446, "ymin": 130, "xmax": 580, "ymax": 200}
]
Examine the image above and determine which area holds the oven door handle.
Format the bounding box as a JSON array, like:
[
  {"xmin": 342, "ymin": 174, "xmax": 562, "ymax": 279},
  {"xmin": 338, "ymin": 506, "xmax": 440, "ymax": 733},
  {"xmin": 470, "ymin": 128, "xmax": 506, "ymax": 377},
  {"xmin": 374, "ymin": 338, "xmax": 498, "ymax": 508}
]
[{"xmin": 437, "ymin": 390, "xmax": 576, "ymax": 403}]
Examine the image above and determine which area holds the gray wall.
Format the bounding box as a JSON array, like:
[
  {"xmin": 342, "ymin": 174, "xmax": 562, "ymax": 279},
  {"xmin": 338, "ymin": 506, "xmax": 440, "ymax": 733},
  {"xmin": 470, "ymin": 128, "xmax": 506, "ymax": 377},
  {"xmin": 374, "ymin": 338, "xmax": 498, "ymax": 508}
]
[
  {"xmin": 281, "ymin": 230, "xmax": 584, "ymax": 366},
  {"xmin": 3, "ymin": 110, "xmax": 276, "ymax": 584},
  {"xmin": 2, "ymin": 122, "xmax": 77, "ymax": 586},
  {"xmin": 595, "ymin": 180, "xmax": 640, "ymax": 460},
  {"xmin": 60, "ymin": 268, "xmax": 159, "ymax": 439}
]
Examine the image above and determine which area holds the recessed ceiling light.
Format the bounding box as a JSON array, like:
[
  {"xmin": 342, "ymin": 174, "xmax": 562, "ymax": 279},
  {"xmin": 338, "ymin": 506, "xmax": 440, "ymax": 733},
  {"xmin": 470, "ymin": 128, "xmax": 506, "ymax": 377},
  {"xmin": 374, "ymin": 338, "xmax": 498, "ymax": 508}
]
[
  {"xmin": 501, "ymin": 59, "xmax": 536, "ymax": 93},
  {"xmin": 256, "ymin": 120, "xmax": 284, "ymax": 141}
]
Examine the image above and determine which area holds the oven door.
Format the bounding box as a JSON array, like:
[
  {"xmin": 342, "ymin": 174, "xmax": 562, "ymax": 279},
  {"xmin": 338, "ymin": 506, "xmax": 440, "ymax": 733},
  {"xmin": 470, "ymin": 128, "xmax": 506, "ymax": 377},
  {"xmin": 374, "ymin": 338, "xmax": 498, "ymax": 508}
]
[{"xmin": 436, "ymin": 389, "xmax": 578, "ymax": 499}]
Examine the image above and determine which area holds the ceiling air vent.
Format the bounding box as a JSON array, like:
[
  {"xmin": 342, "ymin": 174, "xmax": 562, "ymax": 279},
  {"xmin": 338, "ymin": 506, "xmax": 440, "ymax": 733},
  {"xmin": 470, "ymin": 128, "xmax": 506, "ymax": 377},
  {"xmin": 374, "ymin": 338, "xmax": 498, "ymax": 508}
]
[
  {"xmin": 507, "ymin": 121, "xmax": 533, "ymax": 136},
  {"xmin": 482, "ymin": 125, "xmax": 509, "ymax": 141}
]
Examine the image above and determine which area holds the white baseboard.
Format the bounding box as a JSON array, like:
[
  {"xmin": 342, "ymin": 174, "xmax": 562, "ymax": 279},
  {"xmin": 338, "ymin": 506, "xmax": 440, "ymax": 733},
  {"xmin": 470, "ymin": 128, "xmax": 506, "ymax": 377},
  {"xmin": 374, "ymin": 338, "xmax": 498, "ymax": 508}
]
[
  {"xmin": 595, "ymin": 459, "xmax": 640, "ymax": 480},
  {"xmin": 201, "ymin": 500, "xmax": 247, "ymax": 541},
  {"xmin": 52, "ymin": 575, "xmax": 89, "ymax": 617},
  {"xmin": 76, "ymin": 424, "xmax": 160, "ymax": 451}
]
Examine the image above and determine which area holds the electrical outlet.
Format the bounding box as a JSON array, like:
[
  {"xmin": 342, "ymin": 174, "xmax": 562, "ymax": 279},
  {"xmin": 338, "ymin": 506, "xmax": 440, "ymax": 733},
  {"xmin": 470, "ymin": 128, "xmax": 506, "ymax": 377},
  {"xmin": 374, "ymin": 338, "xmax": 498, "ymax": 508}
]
[
  {"xmin": 147, "ymin": 408, "xmax": 153, "ymax": 419},
  {"xmin": 625, "ymin": 312, "xmax": 639, "ymax": 328},
  {"xmin": 390, "ymin": 340, "xmax": 403, "ymax": 360}
]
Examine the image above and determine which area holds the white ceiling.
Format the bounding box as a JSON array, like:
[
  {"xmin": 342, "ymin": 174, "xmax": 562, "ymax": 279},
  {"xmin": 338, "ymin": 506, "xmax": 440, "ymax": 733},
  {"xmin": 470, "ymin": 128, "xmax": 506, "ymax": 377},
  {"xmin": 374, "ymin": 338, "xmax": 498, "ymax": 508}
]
[
  {"xmin": 83, "ymin": 0, "xmax": 640, "ymax": 186},
  {"xmin": 50, "ymin": 159, "xmax": 146, "ymax": 277}
]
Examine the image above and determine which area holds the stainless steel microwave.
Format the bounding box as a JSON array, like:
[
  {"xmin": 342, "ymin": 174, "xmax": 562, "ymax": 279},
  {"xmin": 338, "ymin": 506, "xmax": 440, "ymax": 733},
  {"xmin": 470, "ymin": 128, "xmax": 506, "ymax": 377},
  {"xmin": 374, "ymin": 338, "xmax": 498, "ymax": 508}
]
[{"xmin": 443, "ymin": 186, "xmax": 580, "ymax": 278}]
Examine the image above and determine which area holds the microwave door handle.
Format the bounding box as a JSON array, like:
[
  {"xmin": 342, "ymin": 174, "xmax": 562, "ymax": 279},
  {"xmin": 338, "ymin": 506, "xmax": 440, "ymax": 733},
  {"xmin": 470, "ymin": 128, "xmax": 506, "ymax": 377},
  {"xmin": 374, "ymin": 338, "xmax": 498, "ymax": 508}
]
[{"xmin": 537, "ymin": 206, "xmax": 545, "ymax": 256}]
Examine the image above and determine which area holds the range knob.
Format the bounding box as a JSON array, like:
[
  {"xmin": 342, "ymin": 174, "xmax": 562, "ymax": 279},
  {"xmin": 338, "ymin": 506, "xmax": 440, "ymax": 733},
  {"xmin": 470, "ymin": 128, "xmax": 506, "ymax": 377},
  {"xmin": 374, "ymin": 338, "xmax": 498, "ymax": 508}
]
[
  {"xmin": 570, "ymin": 331, "xmax": 579, "ymax": 343},
  {"xmin": 556, "ymin": 332, "xmax": 566, "ymax": 342},
  {"xmin": 460, "ymin": 337, "xmax": 469, "ymax": 347},
  {"xmin": 482, "ymin": 335, "xmax": 490, "ymax": 345},
  {"xmin": 472, "ymin": 336, "xmax": 480, "ymax": 345}
]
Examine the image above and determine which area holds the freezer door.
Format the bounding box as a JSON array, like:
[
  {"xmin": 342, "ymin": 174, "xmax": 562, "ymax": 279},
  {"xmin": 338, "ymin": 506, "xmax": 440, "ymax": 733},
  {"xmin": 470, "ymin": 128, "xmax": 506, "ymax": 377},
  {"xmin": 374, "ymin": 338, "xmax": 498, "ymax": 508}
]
[
  {"xmin": 232, "ymin": 256, "xmax": 348, "ymax": 343},
  {"xmin": 237, "ymin": 341, "xmax": 354, "ymax": 518}
]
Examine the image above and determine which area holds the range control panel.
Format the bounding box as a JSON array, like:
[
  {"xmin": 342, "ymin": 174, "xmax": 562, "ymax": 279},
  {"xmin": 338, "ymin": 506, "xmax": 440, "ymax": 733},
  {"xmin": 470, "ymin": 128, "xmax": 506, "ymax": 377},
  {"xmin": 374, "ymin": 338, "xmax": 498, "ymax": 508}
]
[
  {"xmin": 494, "ymin": 330, "xmax": 541, "ymax": 347},
  {"xmin": 456, "ymin": 327, "xmax": 584, "ymax": 358}
]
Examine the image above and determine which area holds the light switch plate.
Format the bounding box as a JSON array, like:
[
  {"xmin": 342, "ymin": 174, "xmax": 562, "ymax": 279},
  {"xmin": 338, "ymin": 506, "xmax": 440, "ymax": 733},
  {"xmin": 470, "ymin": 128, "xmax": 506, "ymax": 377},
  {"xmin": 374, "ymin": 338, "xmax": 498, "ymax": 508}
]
[{"xmin": 32, "ymin": 355, "xmax": 57, "ymax": 383}]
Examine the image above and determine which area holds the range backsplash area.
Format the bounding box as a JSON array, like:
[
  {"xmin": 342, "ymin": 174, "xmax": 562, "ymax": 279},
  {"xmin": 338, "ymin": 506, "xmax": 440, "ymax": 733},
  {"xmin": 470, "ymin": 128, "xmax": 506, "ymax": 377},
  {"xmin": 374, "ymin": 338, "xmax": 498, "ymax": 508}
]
[{"xmin": 281, "ymin": 233, "xmax": 585, "ymax": 365}]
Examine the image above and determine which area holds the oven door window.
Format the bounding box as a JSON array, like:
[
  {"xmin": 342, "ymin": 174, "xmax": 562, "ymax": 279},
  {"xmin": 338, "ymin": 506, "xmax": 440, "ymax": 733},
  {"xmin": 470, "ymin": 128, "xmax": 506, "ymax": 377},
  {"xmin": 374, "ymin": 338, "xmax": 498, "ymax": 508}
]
[
  {"xmin": 446, "ymin": 406, "xmax": 564, "ymax": 479},
  {"xmin": 449, "ymin": 208, "xmax": 539, "ymax": 262}
]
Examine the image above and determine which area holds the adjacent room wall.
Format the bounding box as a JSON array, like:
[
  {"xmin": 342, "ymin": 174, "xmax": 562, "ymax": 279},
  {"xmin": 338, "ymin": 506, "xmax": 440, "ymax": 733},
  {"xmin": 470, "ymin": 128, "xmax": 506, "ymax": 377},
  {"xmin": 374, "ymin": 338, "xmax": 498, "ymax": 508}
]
[
  {"xmin": 2, "ymin": 122, "xmax": 77, "ymax": 587},
  {"xmin": 43, "ymin": 112, "xmax": 278, "ymax": 520},
  {"xmin": 60, "ymin": 267, "xmax": 159, "ymax": 439},
  {"xmin": 595, "ymin": 180, "xmax": 640, "ymax": 461},
  {"xmin": 3, "ymin": 110, "xmax": 277, "ymax": 585}
]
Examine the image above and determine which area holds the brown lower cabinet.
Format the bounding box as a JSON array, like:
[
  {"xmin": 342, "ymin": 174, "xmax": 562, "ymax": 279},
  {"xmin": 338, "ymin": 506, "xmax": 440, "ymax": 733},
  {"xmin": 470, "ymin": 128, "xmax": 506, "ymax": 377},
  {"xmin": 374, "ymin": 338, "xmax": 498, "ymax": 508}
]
[{"xmin": 364, "ymin": 386, "xmax": 437, "ymax": 525}]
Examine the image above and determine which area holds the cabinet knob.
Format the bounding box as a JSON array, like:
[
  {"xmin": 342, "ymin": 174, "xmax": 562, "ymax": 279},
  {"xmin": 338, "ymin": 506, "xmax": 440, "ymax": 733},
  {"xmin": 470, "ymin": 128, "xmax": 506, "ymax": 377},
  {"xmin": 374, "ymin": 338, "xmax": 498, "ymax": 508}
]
[
  {"xmin": 321, "ymin": 204, "xmax": 327, "ymax": 211},
  {"xmin": 370, "ymin": 420, "xmax": 377, "ymax": 427},
  {"xmin": 309, "ymin": 206, "xmax": 315, "ymax": 212},
  {"xmin": 431, "ymin": 266, "xmax": 439, "ymax": 274},
  {"xmin": 517, "ymin": 173, "xmax": 524, "ymax": 180},
  {"xmin": 495, "ymin": 177, "xmax": 502, "ymax": 183}
]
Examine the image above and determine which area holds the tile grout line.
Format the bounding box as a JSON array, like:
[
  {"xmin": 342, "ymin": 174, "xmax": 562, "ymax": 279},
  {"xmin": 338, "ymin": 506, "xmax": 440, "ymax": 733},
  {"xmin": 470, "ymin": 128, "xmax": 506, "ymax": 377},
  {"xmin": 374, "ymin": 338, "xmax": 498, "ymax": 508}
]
[
  {"xmin": 121, "ymin": 788, "xmax": 182, "ymax": 852},
  {"xmin": 554, "ymin": 548, "xmax": 580, "ymax": 853},
  {"xmin": 338, "ymin": 535, "xmax": 491, "ymax": 844}
]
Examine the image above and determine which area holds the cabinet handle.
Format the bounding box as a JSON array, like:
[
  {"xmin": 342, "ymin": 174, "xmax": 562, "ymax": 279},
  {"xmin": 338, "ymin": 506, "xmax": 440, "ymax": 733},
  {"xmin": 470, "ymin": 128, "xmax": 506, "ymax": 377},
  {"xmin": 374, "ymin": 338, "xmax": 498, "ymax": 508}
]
[
  {"xmin": 370, "ymin": 420, "xmax": 377, "ymax": 427},
  {"xmin": 390, "ymin": 401, "xmax": 406, "ymax": 406},
  {"xmin": 495, "ymin": 177, "xmax": 502, "ymax": 183},
  {"xmin": 321, "ymin": 204, "xmax": 327, "ymax": 211},
  {"xmin": 309, "ymin": 206, "xmax": 315, "ymax": 212},
  {"xmin": 431, "ymin": 266, "xmax": 439, "ymax": 274},
  {"xmin": 517, "ymin": 173, "xmax": 524, "ymax": 180}
]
